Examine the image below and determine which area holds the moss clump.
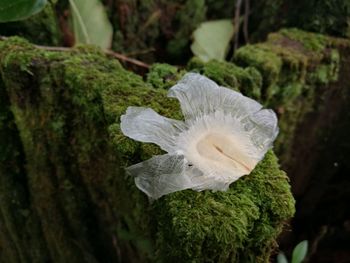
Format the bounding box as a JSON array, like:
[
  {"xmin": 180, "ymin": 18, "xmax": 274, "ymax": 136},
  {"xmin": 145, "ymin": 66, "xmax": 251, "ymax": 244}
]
[
  {"xmin": 278, "ymin": 28, "xmax": 327, "ymax": 52},
  {"xmin": 233, "ymin": 30, "xmax": 342, "ymax": 161},
  {"xmin": 0, "ymin": 36, "xmax": 295, "ymax": 262},
  {"xmin": 234, "ymin": 44, "xmax": 283, "ymax": 91},
  {"xmin": 188, "ymin": 58, "xmax": 263, "ymax": 100},
  {"xmin": 154, "ymin": 151, "xmax": 294, "ymax": 262},
  {"xmin": 146, "ymin": 63, "xmax": 183, "ymax": 89}
]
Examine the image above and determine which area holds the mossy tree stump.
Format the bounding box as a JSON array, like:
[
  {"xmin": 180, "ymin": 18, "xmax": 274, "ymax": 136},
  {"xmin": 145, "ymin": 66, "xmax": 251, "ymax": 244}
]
[
  {"xmin": 182, "ymin": 29, "xmax": 350, "ymax": 259},
  {"xmin": 0, "ymin": 37, "xmax": 294, "ymax": 262}
]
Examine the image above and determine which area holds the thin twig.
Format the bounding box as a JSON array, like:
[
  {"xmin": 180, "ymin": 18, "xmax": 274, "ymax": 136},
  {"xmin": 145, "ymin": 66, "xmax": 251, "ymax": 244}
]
[
  {"xmin": 233, "ymin": 0, "xmax": 243, "ymax": 52},
  {"xmin": 105, "ymin": 50, "xmax": 150, "ymax": 69},
  {"xmin": 243, "ymin": 0, "xmax": 250, "ymax": 43},
  {"xmin": 124, "ymin": 48, "xmax": 155, "ymax": 57},
  {"xmin": 0, "ymin": 36, "xmax": 150, "ymax": 69},
  {"xmin": 306, "ymin": 226, "xmax": 328, "ymax": 261}
]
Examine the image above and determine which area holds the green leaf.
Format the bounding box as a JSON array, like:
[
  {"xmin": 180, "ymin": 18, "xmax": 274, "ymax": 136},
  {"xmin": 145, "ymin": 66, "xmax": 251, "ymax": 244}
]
[
  {"xmin": 0, "ymin": 0, "xmax": 47, "ymax": 22},
  {"xmin": 277, "ymin": 252, "xmax": 289, "ymax": 263},
  {"xmin": 191, "ymin": 19, "xmax": 235, "ymax": 62},
  {"xmin": 69, "ymin": 0, "xmax": 113, "ymax": 49},
  {"xmin": 291, "ymin": 240, "xmax": 308, "ymax": 263}
]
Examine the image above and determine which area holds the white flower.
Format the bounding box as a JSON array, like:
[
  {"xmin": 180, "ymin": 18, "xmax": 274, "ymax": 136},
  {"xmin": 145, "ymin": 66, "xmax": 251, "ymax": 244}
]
[{"xmin": 120, "ymin": 73, "xmax": 279, "ymax": 199}]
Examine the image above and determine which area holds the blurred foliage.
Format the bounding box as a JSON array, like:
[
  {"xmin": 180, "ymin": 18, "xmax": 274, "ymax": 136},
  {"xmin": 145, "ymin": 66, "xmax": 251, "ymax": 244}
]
[
  {"xmin": 277, "ymin": 240, "xmax": 308, "ymax": 263},
  {"xmin": 69, "ymin": 0, "xmax": 113, "ymax": 49},
  {"xmin": 0, "ymin": 2, "xmax": 61, "ymax": 46},
  {"xmin": 191, "ymin": 19, "xmax": 234, "ymax": 61},
  {"xmin": 250, "ymin": 0, "xmax": 350, "ymax": 40},
  {"xmin": 0, "ymin": 0, "xmax": 47, "ymax": 22}
]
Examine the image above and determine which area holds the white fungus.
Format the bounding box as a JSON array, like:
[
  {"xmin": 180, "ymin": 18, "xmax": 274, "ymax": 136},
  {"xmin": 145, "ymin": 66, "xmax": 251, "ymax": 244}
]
[{"xmin": 120, "ymin": 73, "xmax": 279, "ymax": 199}]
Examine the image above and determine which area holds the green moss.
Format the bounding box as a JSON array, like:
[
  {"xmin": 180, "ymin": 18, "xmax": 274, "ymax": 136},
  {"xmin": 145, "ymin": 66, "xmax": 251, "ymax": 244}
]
[
  {"xmin": 307, "ymin": 49, "xmax": 340, "ymax": 84},
  {"xmin": 187, "ymin": 58, "xmax": 263, "ymax": 100},
  {"xmin": 0, "ymin": 36, "xmax": 295, "ymax": 262},
  {"xmin": 233, "ymin": 29, "xmax": 342, "ymax": 105},
  {"xmin": 0, "ymin": 37, "xmax": 133, "ymax": 262},
  {"xmin": 146, "ymin": 63, "xmax": 182, "ymax": 89},
  {"xmin": 234, "ymin": 44, "xmax": 283, "ymax": 90},
  {"xmin": 270, "ymin": 29, "xmax": 341, "ymax": 88},
  {"xmin": 153, "ymin": 151, "xmax": 294, "ymax": 262},
  {"xmin": 0, "ymin": 73, "xmax": 50, "ymax": 263},
  {"xmin": 278, "ymin": 28, "xmax": 327, "ymax": 52}
]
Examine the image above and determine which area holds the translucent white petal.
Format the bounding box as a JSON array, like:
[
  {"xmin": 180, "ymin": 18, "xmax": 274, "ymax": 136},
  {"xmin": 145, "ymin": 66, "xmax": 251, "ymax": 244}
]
[
  {"xmin": 247, "ymin": 109, "xmax": 279, "ymax": 152},
  {"xmin": 167, "ymin": 73, "xmax": 219, "ymax": 120},
  {"xmin": 168, "ymin": 73, "xmax": 262, "ymax": 121},
  {"xmin": 185, "ymin": 166, "xmax": 232, "ymax": 192},
  {"xmin": 218, "ymin": 86, "xmax": 263, "ymax": 119},
  {"xmin": 126, "ymin": 154, "xmax": 192, "ymax": 199},
  {"xmin": 120, "ymin": 107, "xmax": 186, "ymax": 152}
]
